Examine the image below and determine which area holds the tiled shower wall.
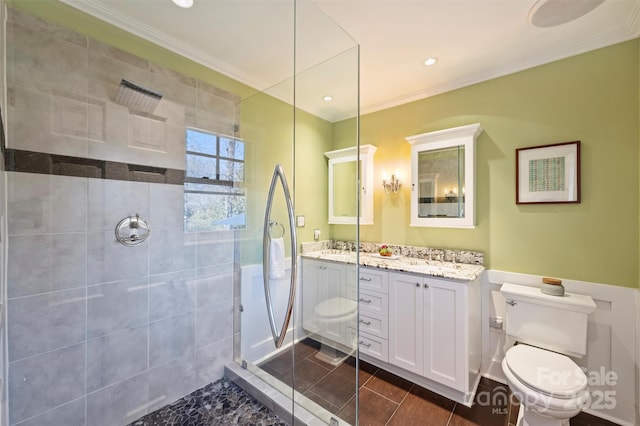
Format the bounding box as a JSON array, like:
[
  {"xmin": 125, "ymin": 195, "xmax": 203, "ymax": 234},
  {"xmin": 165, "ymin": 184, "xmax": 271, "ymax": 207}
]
[{"xmin": 5, "ymin": 8, "xmax": 239, "ymax": 426}]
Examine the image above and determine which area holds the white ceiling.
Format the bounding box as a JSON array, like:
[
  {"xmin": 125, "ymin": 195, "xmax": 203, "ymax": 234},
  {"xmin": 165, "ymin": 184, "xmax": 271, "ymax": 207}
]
[{"xmin": 60, "ymin": 0, "xmax": 640, "ymax": 122}]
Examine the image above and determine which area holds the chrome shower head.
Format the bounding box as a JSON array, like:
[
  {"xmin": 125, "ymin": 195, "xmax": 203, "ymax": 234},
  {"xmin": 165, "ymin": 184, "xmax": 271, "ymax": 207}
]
[{"xmin": 114, "ymin": 79, "xmax": 163, "ymax": 113}]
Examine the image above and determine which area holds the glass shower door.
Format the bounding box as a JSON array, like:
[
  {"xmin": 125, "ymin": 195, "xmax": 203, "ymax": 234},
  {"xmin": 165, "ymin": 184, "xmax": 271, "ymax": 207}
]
[{"xmin": 231, "ymin": 0, "xmax": 360, "ymax": 424}]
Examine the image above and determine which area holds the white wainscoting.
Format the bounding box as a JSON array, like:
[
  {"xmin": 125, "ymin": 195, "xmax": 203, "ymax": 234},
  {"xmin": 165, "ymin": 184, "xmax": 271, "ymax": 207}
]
[
  {"xmin": 482, "ymin": 270, "xmax": 637, "ymax": 426},
  {"xmin": 240, "ymin": 261, "xmax": 305, "ymax": 365}
]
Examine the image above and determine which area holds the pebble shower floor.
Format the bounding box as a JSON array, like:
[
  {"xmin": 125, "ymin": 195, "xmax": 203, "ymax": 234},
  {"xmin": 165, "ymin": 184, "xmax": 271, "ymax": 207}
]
[{"xmin": 129, "ymin": 377, "xmax": 285, "ymax": 426}]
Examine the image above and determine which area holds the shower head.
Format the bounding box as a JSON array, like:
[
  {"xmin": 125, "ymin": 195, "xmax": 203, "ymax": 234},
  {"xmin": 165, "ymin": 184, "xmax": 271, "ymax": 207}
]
[{"xmin": 114, "ymin": 79, "xmax": 163, "ymax": 113}]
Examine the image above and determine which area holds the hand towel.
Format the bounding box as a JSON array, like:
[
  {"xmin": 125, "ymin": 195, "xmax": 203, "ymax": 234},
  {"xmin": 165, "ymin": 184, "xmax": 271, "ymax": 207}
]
[{"xmin": 269, "ymin": 237, "xmax": 286, "ymax": 279}]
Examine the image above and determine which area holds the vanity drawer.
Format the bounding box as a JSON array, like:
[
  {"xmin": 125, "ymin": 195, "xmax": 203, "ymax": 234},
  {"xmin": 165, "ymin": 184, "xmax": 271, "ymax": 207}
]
[
  {"xmin": 358, "ymin": 311, "xmax": 388, "ymax": 339},
  {"xmin": 358, "ymin": 268, "xmax": 389, "ymax": 293},
  {"xmin": 356, "ymin": 331, "xmax": 388, "ymax": 362},
  {"xmin": 358, "ymin": 289, "xmax": 389, "ymax": 316}
]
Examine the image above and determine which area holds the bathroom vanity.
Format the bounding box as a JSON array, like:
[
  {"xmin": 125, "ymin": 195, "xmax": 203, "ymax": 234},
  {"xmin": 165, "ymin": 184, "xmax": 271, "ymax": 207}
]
[{"xmin": 300, "ymin": 251, "xmax": 483, "ymax": 406}]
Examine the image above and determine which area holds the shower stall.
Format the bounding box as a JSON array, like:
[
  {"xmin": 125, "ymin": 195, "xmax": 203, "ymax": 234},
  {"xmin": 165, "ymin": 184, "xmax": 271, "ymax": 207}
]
[{"xmin": 1, "ymin": 0, "xmax": 361, "ymax": 425}]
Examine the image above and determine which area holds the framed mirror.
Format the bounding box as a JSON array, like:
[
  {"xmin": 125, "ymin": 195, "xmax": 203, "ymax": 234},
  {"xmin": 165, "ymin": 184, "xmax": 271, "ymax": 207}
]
[
  {"xmin": 325, "ymin": 145, "xmax": 376, "ymax": 225},
  {"xmin": 406, "ymin": 124, "xmax": 482, "ymax": 228}
]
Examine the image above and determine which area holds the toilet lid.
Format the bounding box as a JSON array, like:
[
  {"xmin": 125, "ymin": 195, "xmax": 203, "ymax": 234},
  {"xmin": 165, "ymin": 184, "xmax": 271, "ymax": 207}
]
[
  {"xmin": 315, "ymin": 298, "xmax": 357, "ymax": 319},
  {"xmin": 505, "ymin": 345, "xmax": 588, "ymax": 398}
]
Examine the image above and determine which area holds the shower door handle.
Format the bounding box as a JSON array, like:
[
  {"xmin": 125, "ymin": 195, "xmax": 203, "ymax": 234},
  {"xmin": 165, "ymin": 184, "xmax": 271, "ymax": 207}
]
[{"xmin": 263, "ymin": 164, "xmax": 298, "ymax": 349}]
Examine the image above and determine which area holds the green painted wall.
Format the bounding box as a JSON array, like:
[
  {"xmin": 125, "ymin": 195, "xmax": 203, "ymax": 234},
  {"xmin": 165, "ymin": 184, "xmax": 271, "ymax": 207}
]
[
  {"xmin": 239, "ymin": 90, "xmax": 333, "ymax": 264},
  {"xmin": 334, "ymin": 40, "xmax": 639, "ymax": 289}
]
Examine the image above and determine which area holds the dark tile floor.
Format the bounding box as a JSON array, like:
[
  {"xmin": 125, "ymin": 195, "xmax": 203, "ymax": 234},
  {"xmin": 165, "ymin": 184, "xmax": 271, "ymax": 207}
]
[
  {"xmin": 131, "ymin": 338, "xmax": 621, "ymax": 425},
  {"xmin": 259, "ymin": 339, "xmax": 621, "ymax": 426}
]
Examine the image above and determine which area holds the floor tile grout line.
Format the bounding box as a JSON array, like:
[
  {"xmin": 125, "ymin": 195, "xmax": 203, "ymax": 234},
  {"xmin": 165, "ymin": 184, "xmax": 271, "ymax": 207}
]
[
  {"xmin": 384, "ymin": 383, "xmax": 414, "ymax": 426},
  {"xmin": 362, "ymin": 383, "xmax": 410, "ymax": 407},
  {"xmin": 334, "ymin": 392, "xmax": 356, "ymax": 417},
  {"xmin": 446, "ymin": 402, "xmax": 457, "ymax": 425}
]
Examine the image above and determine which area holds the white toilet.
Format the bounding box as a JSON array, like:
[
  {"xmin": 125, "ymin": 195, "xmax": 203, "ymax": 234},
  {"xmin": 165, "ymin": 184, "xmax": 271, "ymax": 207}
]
[
  {"xmin": 500, "ymin": 282, "xmax": 597, "ymax": 426},
  {"xmin": 313, "ymin": 297, "xmax": 357, "ymax": 366}
]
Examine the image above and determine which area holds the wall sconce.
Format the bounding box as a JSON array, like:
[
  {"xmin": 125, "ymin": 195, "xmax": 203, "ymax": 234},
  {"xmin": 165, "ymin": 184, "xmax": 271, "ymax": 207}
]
[
  {"xmin": 444, "ymin": 187, "xmax": 458, "ymax": 201},
  {"xmin": 382, "ymin": 170, "xmax": 402, "ymax": 194}
]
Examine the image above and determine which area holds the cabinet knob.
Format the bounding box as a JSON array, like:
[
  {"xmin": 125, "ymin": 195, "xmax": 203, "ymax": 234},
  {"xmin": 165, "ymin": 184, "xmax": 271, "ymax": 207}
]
[
  {"xmin": 424, "ymin": 283, "xmax": 429, "ymax": 289},
  {"xmin": 416, "ymin": 282, "xmax": 420, "ymax": 287},
  {"xmin": 506, "ymin": 300, "xmax": 517, "ymax": 306}
]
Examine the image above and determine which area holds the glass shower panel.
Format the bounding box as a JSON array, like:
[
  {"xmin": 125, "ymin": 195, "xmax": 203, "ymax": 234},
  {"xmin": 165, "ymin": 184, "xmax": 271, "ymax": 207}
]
[{"xmin": 232, "ymin": 0, "xmax": 359, "ymax": 424}]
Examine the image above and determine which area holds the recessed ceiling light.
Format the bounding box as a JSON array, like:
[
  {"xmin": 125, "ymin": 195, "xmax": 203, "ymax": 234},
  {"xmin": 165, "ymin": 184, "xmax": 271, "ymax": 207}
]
[
  {"xmin": 424, "ymin": 57, "xmax": 438, "ymax": 66},
  {"xmin": 172, "ymin": 0, "xmax": 193, "ymax": 8},
  {"xmin": 323, "ymin": 95, "xmax": 333, "ymax": 102}
]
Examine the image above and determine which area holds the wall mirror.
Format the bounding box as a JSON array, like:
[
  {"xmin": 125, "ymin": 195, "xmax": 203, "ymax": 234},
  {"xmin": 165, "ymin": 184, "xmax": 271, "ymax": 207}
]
[
  {"xmin": 406, "ymin": 123, "xmax": 482, "ymax": 228},
  {"xmin": 325, "ymin": 145, "xmax": 376, "ymax": 225}
]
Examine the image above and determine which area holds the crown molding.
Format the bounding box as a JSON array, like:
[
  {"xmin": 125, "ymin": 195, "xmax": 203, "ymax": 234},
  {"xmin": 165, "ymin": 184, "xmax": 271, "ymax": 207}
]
[
  {"xmin": 57, "ymin": 0, "xmax": 640, "ymax": 124},
  {"xmin": 360, "ymin": 26, "xmax": 637, "ymax": 118},
  {"xmin": 625, "ymin": 0, "xmax": 640, "ymax": 37},
  {"xmin": 58, "ymin": 0, "xmax": 349, "ymax": 122},
  {"xmin": 57, "ymin": 0, "xmax": 268, "ymax": 91}
]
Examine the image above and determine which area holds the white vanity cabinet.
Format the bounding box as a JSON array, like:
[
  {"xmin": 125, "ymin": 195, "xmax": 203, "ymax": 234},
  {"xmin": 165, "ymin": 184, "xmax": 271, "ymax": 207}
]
[
  {"xmin": 388, "ymin": 272, "xmax": 424, "ymax": 374},
  {"xmin": 348, "ymin": 267, "xmax": 389, "ymax": 362},
  {"xmin": 388, "ymin": 271, "xmax": 481, "ymax": 395},
  {"xmin": 302, "ymin": 257, "xmax": 482, "ymax": 405}
]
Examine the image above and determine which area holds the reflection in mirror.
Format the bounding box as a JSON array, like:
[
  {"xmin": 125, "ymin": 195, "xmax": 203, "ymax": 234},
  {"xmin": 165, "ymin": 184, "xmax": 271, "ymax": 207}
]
[
  {"xmin": 332, "ymin": 160, "xmax": 360, "ymax": 217},
  {"xmin": 418, "ymin": 146, "xmax": 464, "ymax": 218},
  {"xmin": 325, "ymin": 145, "xmax": 376, "ymax": 225},
  {"xmin": 407, "ymin": 123, "xmax": 482, "ymax": 228}
]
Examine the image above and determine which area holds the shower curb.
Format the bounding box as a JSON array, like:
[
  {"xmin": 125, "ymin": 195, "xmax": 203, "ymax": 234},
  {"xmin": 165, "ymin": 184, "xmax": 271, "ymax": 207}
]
[{"xmin": 225, "ymin": 363, "xmax": 328, "ymax": 426}]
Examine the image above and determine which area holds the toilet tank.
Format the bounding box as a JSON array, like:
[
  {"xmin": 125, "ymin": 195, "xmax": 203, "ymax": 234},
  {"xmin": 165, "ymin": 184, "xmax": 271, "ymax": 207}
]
[{"xmin": 501, "ymin": 283, "xmax": 596, "ymax": 358}]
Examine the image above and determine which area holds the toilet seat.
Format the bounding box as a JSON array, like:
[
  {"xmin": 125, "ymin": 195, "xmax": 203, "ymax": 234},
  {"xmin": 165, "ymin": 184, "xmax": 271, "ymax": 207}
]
[
  {"xmin": 505, "ymin": 345, "xmax": 588, "ymax": 398},
  {"xmin": 314, "ymin": 297, "xmax": 357, "ymax": 319}
]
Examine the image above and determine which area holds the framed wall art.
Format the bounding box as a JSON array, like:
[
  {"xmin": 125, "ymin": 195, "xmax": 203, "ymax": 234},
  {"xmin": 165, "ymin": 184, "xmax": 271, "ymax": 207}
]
[{"xmin": 516, "ymin": 141, "xmax": 580, "ymax": 204}]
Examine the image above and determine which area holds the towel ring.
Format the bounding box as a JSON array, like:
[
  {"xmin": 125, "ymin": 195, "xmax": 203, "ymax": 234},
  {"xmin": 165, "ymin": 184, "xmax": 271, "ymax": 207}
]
[{"xmin": 268, "ymin": 220, "xmax": 285, "ymax": 239}]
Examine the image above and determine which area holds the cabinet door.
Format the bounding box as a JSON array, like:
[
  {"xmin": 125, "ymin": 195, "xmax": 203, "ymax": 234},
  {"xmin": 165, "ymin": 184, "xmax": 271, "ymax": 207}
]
[
  {"xmin": 423, "ymin": 278, "xmax": 466, "ymax": 391},
  {"xmin": 388, "ymin": 272, "xmax": 423, "ymax": 375}
]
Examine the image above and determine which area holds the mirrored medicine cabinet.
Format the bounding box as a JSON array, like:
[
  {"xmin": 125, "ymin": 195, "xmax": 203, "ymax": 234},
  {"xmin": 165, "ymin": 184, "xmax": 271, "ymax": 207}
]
[
  {"xmin": 406, "ymin": 123, "xmax": 482, "ymax": 228},
  {"xmin": 325, "ymin": 144, "xmax": 376, "ymax": 225}
]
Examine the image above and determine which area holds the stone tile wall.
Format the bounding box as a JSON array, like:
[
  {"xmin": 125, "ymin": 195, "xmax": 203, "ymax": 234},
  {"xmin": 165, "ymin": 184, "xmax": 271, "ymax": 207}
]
[
  {"xmin": 6, "ymin": 8, "xmax": 239, "ymax": 169},
  {"xmin": 5, "ymin": 8, "xmax": 239, "ymax": 426}
]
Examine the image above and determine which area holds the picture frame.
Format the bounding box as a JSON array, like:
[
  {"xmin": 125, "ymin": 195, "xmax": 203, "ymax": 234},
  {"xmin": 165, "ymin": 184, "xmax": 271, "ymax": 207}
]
[{"xmin": 516, "ymin": 141, "xmax": 580, "ymax": 204}]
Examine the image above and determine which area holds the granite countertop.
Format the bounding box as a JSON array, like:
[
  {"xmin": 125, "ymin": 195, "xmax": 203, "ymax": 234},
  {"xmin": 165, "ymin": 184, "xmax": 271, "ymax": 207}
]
[{"xmin": 301, "ymin": 250, "xmax": 484, "ymax": 282}]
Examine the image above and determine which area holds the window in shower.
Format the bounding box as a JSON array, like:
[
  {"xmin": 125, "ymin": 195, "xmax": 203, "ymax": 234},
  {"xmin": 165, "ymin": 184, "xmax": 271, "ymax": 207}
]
[{"xmin": 184, "ymin": 128, "xmax": 246, "ymax": 231}]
